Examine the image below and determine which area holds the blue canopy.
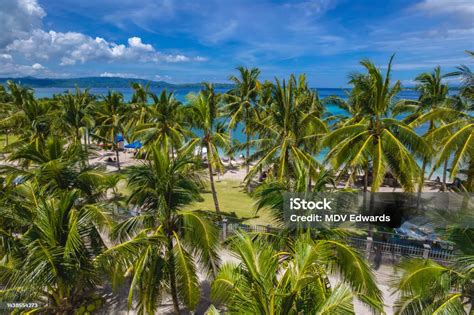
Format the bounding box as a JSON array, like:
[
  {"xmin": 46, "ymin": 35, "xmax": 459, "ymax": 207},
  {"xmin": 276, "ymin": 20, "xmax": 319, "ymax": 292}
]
[
  {"xmin": 114, "ymin": 134, "xmax": 124, "ymax": 143},
  {"xmin": 125, "ymin": 141, "xmax": 142, "ymax": 149}
]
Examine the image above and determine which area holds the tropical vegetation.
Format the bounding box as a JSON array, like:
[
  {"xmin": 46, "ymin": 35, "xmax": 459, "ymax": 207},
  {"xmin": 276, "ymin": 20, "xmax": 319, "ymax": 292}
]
[{"xmin": 0, "ymin": 52, "xmax": 472, "ymax": 314}]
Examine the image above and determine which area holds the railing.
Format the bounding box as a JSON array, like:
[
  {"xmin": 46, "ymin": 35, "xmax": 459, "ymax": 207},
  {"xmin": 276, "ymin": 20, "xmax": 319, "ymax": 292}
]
[
  {"xmin": 221, "ymin": 221, "xmax": 455, "ymax": 263},
  {"xmin": 227, "ymin": 223, "xmax": 276, "ymax": 233},
  {"xmin": 426, "ymin": 247, "xmax": 455, "ymax": 261}
]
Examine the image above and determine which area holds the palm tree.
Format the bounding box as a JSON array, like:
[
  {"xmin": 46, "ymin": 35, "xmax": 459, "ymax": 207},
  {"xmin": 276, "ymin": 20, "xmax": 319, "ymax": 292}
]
[
  {"xmin": 132, "ymin": 90, "xmax": 187, "ymax": 153},
  {"xmin": 3, "ymin": 81, "xmax": 56, "ymax": 149},
  {"xmin": 392, "ymin": 227, "xmax": 474, "ymax": 315},
  {"xmin": 226, "ymin": 67, "xmax": 261, "ymax": 174},
  {"xmin": 323, "ymin": 73, "xmax": 374, "ymax": 128},
  {"xmin": 0, "ymin": 86, "xmax": 15, "ymax": 147},
  {"xmin": 393, "ymin": 67, "xmax": 457, "ymax": 191},
  {"xmin": 253, "ymin": 161, "xmax": 335, "ymax": 223},
  {"xmin": 323, "ymin": 56, "xmax": 429, "ymax": 192},
  {"xmin": 1, "ymin": 137, "xmax": 109, "ymax": 199},
  {"xmin": 0, "ymin": 103, "xmax": 15, "ymax": 148},
  {"xmin": 0, "ymin": 187, "xmax": 112, "ymax": 314},
  {"xmin": 58, "ymin": 87, "xmax": 95, "ymax": 164},
  {"xmin": 427, "ymin": 116, "xmax": 474, "ymax": 191},
  {"xmin": 130, "ymin": 82, "xmax": 151, "ymax": 104},
  {"xmin": 182, "ymin": 84, "xmax": 230, "ymax": 215},
  {"xmin": 98, "ymin": 146, "xmax": 220, "ymax": 314},
  {"xmin": 126, "ymin": 82, "xmax": 152, "ymax": 133},
  {"xmin": 212, "ymin": 232, "xmax": 383, "ymax": 314},
  {"xmin": 93, "ymin": 91, "xmax": 126, "ymax": 170},
  {"xmin": 446, "ymin": 50, "xmax": 474, "ymax": 101},
  {"xmin": 391, "ymin": 257, "xmax": 472, "ymax": 315},
  {"xmin": 246, "ymin": 74, "xmax": 327, "ymax": 185},
  {"xmin": 321, "ymin": 75, "xmax": 377, "ymax": 188},
  {"xmin": 425, "ymin": 56, "xmax": 474, "ymax": 191}
]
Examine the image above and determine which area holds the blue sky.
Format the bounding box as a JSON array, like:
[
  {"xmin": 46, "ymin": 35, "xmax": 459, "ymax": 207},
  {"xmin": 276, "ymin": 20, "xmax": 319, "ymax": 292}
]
[{"xmin": 0, "ymin": 0, "xmax": 473, "ymax": 86}]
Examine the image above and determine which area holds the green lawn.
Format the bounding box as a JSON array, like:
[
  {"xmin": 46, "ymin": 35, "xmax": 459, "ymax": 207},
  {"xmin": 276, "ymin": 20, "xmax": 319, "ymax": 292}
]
[
  {"xmin": 0, "ymin": 134, "xmax": 18, "ymax": 151},
  {"xmin": 116, "ymin": 177, "xmax": 274, "ymax": 225},
  {"xmin": 184, "ymin": 179, "xmax": 274, "ymax": 225}
]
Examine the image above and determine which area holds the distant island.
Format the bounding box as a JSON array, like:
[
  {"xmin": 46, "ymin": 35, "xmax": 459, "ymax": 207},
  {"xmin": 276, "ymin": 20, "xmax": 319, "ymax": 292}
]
[
  {"xmin": 1, "ymin": 76, "xmax": 453, "ymax": 91},
  {"xmin": 0, "ymin": 76, "xmax": 234, "ymax": 89}
]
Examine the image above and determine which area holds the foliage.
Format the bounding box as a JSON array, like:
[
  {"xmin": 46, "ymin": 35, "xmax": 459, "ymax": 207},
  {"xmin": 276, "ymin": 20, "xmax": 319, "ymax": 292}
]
[
  {"xmin": 212, "ymin": 233, "xmax": 383, "ymax": 314},
  {"xmin": 98, "ymin": 146, "xmax": 220, "ymax": 314}
]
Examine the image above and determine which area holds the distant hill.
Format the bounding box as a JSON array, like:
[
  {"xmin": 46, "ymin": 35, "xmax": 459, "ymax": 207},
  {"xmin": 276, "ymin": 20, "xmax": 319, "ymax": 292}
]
[{"xmin": 0, "ymin": 76, "xmax": 234, "ymax": 89}]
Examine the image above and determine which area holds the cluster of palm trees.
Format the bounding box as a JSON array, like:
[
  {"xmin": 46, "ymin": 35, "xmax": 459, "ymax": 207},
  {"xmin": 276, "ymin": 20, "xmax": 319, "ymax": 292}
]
[{"xmin": 0, "ymin": 51, "xmax": 472, "ymax": 314}]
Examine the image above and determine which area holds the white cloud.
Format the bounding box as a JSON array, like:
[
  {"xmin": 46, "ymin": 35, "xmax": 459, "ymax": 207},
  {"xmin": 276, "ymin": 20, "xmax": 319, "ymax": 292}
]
[
  {"xmin": 100, "ymin": 72, "xmax": 137, "ymax": 78},
  {"xmin": 31, "ymin": 62, "xmax": 44, "ymax": 70},
  {"xmin": 400, "ymin": 76, "xmax": 460, "ymax": 87},
  {"xmin": 155, "ymin": 74, "xmax": 172, "ymax": 81},
  {"xmin": 164, "ymin": 54, "xmax": 189, "ymax": 62},
  {"xmin": 0, "ymin": 0, "xmax": 45, "ymax": 48},
  {"xmin": 6, "ymin": 30, "xmax": 204, "ymax": 66},
  {"xmin": 414, "ymin": 0, "xmax": 474, "ymax": 17},
  {"xmin": 0, "ymin": 62, "xmax": 47, "ymax": 76},
  {"xmin": 127, "ymin": 37, "xmax": 153, "ymax": 51},
  {"xmin": 18, "ymin": 0, "xmax": 45, "ymax": 17},
  {"xmin": 284, "ymin": 0, "xmax": 338, "ymax": 16},
  {"xmin": 204, "ymin": 20, "xmax": 238, "ymax": 44},
  {"xmin": 0, "ymin": 54, "xmax": 12, "ymax": 60},
  {"xmin": 389, "ymin": 56, "xmax": 472, "ymax": 70},
  {"xmin": 400, "ymin": 79, "xmax": 417, "ymax": 86},
  {"xmin": 0, "ymin": 0, "xmax": 207, "ymax": 73},
  {"xmin": 193, "ymin": 56, "xmax": 208, "ymax": 62}
]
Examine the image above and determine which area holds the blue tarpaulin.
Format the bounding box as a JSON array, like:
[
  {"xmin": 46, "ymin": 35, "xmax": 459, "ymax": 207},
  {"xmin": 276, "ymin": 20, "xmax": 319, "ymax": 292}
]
[
  {"xmin": 114, "ymin": 135, "xmax": 124, "ymax": 143},
  {"xmin": 125, "ymin": 141, "xmax": 142, "ymax": 149}
]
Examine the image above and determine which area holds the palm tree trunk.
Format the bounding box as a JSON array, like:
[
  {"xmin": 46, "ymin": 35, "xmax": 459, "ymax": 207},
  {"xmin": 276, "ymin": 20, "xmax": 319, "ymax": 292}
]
[
  {"xmin": 207, "ymin": 143, "xmax": 221, "ymax": 215},
  {"xmin": 83, "ymin": 132, "xmax": 89, "ymax": 165},
  {"xmin": 76, "ymin": 130, "xmax": 81, "ymax": 146},
  {"xmin": 466, "ymin": 159, "xmax": 474, "ymax": 192},
  {"xmin": 167, "ymin": 236, "xmax": 180, "ymax": 313},
  {"xmin": 245, "ymin": 132, "xmax": 252, "ymax": 193},
  {"xmin": 441, "ymin": 159, "xmax": 448, "ymax": 191},
  {"xmin": 87, "ymin": 128, "xmax": 91, "ymax": 145},
  {"xmin": 115, "ymin": 146, "xmax": 121, "ymax": 170},
  {"xmin": 246, "ymin": 131, "xmax": 250, "ymax": 175},
  {"xmin": 228, "ymin": 128, "xmax": 233, "ymax": 167},
  {"xmin": 418, "ymin": 159, "xmax": 427, "ymax": 193},
  {"xmin": 364, "ymin": 165, "xmax": 369, "ymax": 192},
  {"xmin": 419, "ymin": 120, "xmax": 434, "ymax": 192},
  {"xmin": 244, "ymin": 107, "xmax": 251, "ymax": 175},
  {"xmin": 170, "ymin": 145, "xmax": 175, "ymax": 160},
  {"xmin": 77, "ymin": 130, "xmax": 87, "ymax": 168},
  {"xmin": 307, "ymin": 164, "xmax": 312, "ymax": 192}
]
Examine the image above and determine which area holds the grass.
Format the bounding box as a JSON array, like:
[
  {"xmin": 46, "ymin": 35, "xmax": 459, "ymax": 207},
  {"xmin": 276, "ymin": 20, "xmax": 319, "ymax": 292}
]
[
  {"xmin": 183, "ymin": 179, "xmax": 274, "ymax": 225},
  {"xmin": 0, "ymin": 134, "xmax": 19, "ymax": 151},
  {"xmin": 115, "ymin": 176, "xmax": 274, "ymax": 225}
]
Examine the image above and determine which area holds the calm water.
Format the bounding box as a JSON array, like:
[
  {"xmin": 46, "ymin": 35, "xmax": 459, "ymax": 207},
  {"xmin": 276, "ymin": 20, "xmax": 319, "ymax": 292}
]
[{"xmin": 33, "ymin": 86, "xmax": 421, "ymax": 116}]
